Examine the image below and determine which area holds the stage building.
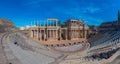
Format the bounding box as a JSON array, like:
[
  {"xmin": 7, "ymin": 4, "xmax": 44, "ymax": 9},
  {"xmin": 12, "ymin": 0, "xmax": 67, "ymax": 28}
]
[{"xmin": 29, "ymin": 18, "xmax": 89, "ymax": 44}]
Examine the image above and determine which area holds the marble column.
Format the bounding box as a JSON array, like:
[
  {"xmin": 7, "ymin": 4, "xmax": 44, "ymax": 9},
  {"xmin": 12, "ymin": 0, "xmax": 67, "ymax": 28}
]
[
  {"xmin": 47, "ymin": 30, "xmax": 50, "ymax": 39},
  {"xmin": 56, "ymin": 30, "xmax": 57, "ymax": 39},
  {"xmin": 75, "ymin": 30, "xmax": 76, "ymax": 38},
  {"xmin": 72, "ymin": 30, "xmax": 73, "ymax": 38},
  {"xmin": 78, "ymin": 30, "xmax": 79, "ymax": 38},
  {"xmin": 79, "ymin": 30, "xmax": 80, "ymax": 38},
  {"xmin": 71, "ymin": 30, "xmax": 73, "ymax": 39},
  {"xmin": 50, "ymin": 30, "xmax": 51, "ymax": 38},
  {"xmin": 30, "ymin": 30, "xmax": 33, "ymax": 38},
  {"xmin": 66, "ymin": 29, "xmax": 68, "ymax": 40},
  {"xmin": 44, "ymin": 30, "xmax": 45, "ymax": 41},
  {"xmin": 51, "ymin": 30, "xmax": 52, "ymax": 38},
  {"xmin": 65, "ymin": 29, "xmax": 67, "ymax": 40},
  {"xmin": 59, "ymin": 29, "xmax": 61, "ymax": 40},
  {"xmin": 71, "ymin": 30, "xmax": 72, "ymax": 39},
  {"xmin": 37, "ymin": 30, "xmax": 39, "ymax": 39},
  {"xmin": 73, "ymin": 30, "xmax": 75, "ymax": 38},
  {"xmin": 34, "ymin": 30, "xmax": 36, "ymax": 38},
  {"xmin": 46, "ymin": 29, "xmax": 48, "ymax": 40},
  {"xmin": 32, "ymin": 30, "xmax": 34, "ymax": 38},
  {"xmin": 83, "ymin": 24, "xmax": 85, "ymax": 38},
  {"xmin": 39, "ymin": 29, "xmax": 41, "ymax": 41},
  {"xmin": 39, "ymin": 21, "xmax": 41, "ymax": 40},
  {"xmin": 52, "ymin": 30, "xmax": 55, "ymax": 38}
]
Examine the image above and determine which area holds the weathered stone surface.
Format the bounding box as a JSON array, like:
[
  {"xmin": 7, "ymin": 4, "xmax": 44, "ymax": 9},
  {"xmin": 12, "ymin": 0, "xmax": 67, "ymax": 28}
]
[{"xmin": 0, "ymin": 18, "xmax": 17, "ymax": 33}]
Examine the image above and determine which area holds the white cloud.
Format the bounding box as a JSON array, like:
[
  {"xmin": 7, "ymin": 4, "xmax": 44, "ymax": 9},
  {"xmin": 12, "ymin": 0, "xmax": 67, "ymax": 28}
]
[{"xmin": 84, "ymin": 6, "xmax": 101, "ymax": 13}]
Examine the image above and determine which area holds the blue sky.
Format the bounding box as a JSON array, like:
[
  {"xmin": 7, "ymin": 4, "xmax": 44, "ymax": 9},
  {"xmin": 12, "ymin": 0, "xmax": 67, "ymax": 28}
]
[{"xmin": 0, "ymin": 0, "xmax": 120, "ymax": 27}]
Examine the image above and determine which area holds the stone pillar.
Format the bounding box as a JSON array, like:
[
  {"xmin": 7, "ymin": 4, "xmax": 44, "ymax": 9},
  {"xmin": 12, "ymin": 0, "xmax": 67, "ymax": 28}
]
[
  {"xmin": 73, "ymin": 30, "xmax": 75, "ymax": 38},
  {"xmin": 69, "ymin": 30, "xmax": 70, "ymax": 40},
  {"xmin": 83, "ymin": 24, "xmax": 85, "ymax": 38},
  {"xmin": 34, "ymin": 30, "xmax": 36, "ymax": 38},
  {"xmin": 46, "ymin": 29, "xmax": 48, "ymax": 40},
  {"xmin": 79, "ymin": 30, "xmax": 80, "ymax": 38},
  {"xmin": 75, "ymin": 30, "xmax": 76, "ymax": 38},
  {"xmin": 53, "ymin": 30, "xmax": 54, "ymax": 38},
  {"xmin": 36, "ymin": 29, "xmax": 39, "ymax": 39},
  {"xmin": 72, "ymin": 30, "xmax": 73, "ymax": 38},
  {"xmin": 51, "ymin": 30, "xmax": 53, "ymax": 38},
  {"xmin": 78, "ymin": 30, "xmax": 79, "ymax": 38},
  {"xmin": 82, "ymin": 30, "xmax": 85, "ymax": 38},
  {"xmin": 71, "ymin": 30, "xmax": 73, "ymax": 39},
  {"xmin": 66, "ymin": 29, "xmax": 67, "ymax": 40},
  {"xmin": 44, "ymin": 30, "xmax": 45, "ymax": 41},
  {"xmin": 52, "ymin": 30, "xmax": 53, "ymax": 38},
  {"xmin": 66, "ymin": 29, "xmax": 68, "ymax": 40},
  {"xmin": 38, "ymin": 29, "xmax": 39, "ymax": 40},
  {"xmin": 79, "ymin": 30, "xmax": 81, "ymax": 38},
  {"xmin": 76, "ymin": 30, "xmax": 78, "ymax": 38},
  {"xmin": 72, "ymin": 30, "xmax": 74, "ymax": 38},
  {"xmin": 40, "ymin": 29, "xmax": 42, "ymax": 40},
  {"xmin": 56, "ymin": 30, "xmax": 57, "ymax": 39},
  {"xmin": 84, "ymin": 30, "xmax": 87, "ymax": 39},
  {"xmin": 70, "ymin": 30, "xmax": 72, "ymax": 39},
  {"xmin": 38, "ymin": 30, "xmax": 39, "ymax": 40},
  {"xmin": 59, "ymin": 29, "xmax": 61, "ymax": 40},
  {"xmin": 39, "ymin": 21, "xmax": 42, "ymax": 41},
  {"xmin": 50, "ymin": 30, "xmax": 51, "ymax": 38},
  {"xmin": 30, "ymin": 30, "xmax": 33, "ymax": 38},
  {"xmin": 34, "ymin": 30, "xmax": 35, "ymax": 38},
  {"xmin": 55, "ymin": 30, "xmax": 56, "ymax": 38},
  {"xmin": 33, "ymin": 30, "xmax": 34, "ymax": 38},
  {"xmin": 81, "ymin": 30, "xmax": 83, "ymax": 38},
  {"xmin": 74, "ymin": 30, "xmax": 75, "ymax": 38},
  {"xmin": 47, "ymin": 30, "xmax": 50, "ymax": 39}
]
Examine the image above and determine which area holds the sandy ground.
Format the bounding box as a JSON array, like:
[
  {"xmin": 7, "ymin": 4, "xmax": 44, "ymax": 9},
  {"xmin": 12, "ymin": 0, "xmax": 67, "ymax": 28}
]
[{"xmin": 108, "ymin": 55, "xmax": 120, "ymax": 64}]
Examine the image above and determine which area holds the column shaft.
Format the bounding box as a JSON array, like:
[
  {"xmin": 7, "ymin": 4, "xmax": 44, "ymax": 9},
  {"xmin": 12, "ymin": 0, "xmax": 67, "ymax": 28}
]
[
  {"xmin": 56, "ymin": 30, "xmax": 57, "ymax": 39},
  {"xmin": 40, "ymin": 29, "xmax": 42, "ymax": 40},
  {"xmin": 37, "ymin": 30, "xmax": 39, "ymax": 38},
  {"xmin": 59, "ymin": 29, "xmax": 61, "ymax": 40},
  {"xmin": 44, "ymin": 30, "xmax": 45, "ymax": 41},
  {"xmin": 52, "ymin": 30, "xmax": 55, "ymax": 38},
  {"xmin": 50, "ymin": 30, "xmax": 51, "ymax": 38},
  {"xmin": 66, "ymin": 29, "xmax": 67, "ymax": 40},
  {"xmin": 31, "ymin": 30, "xmax": 33, "ymax": 38}
]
